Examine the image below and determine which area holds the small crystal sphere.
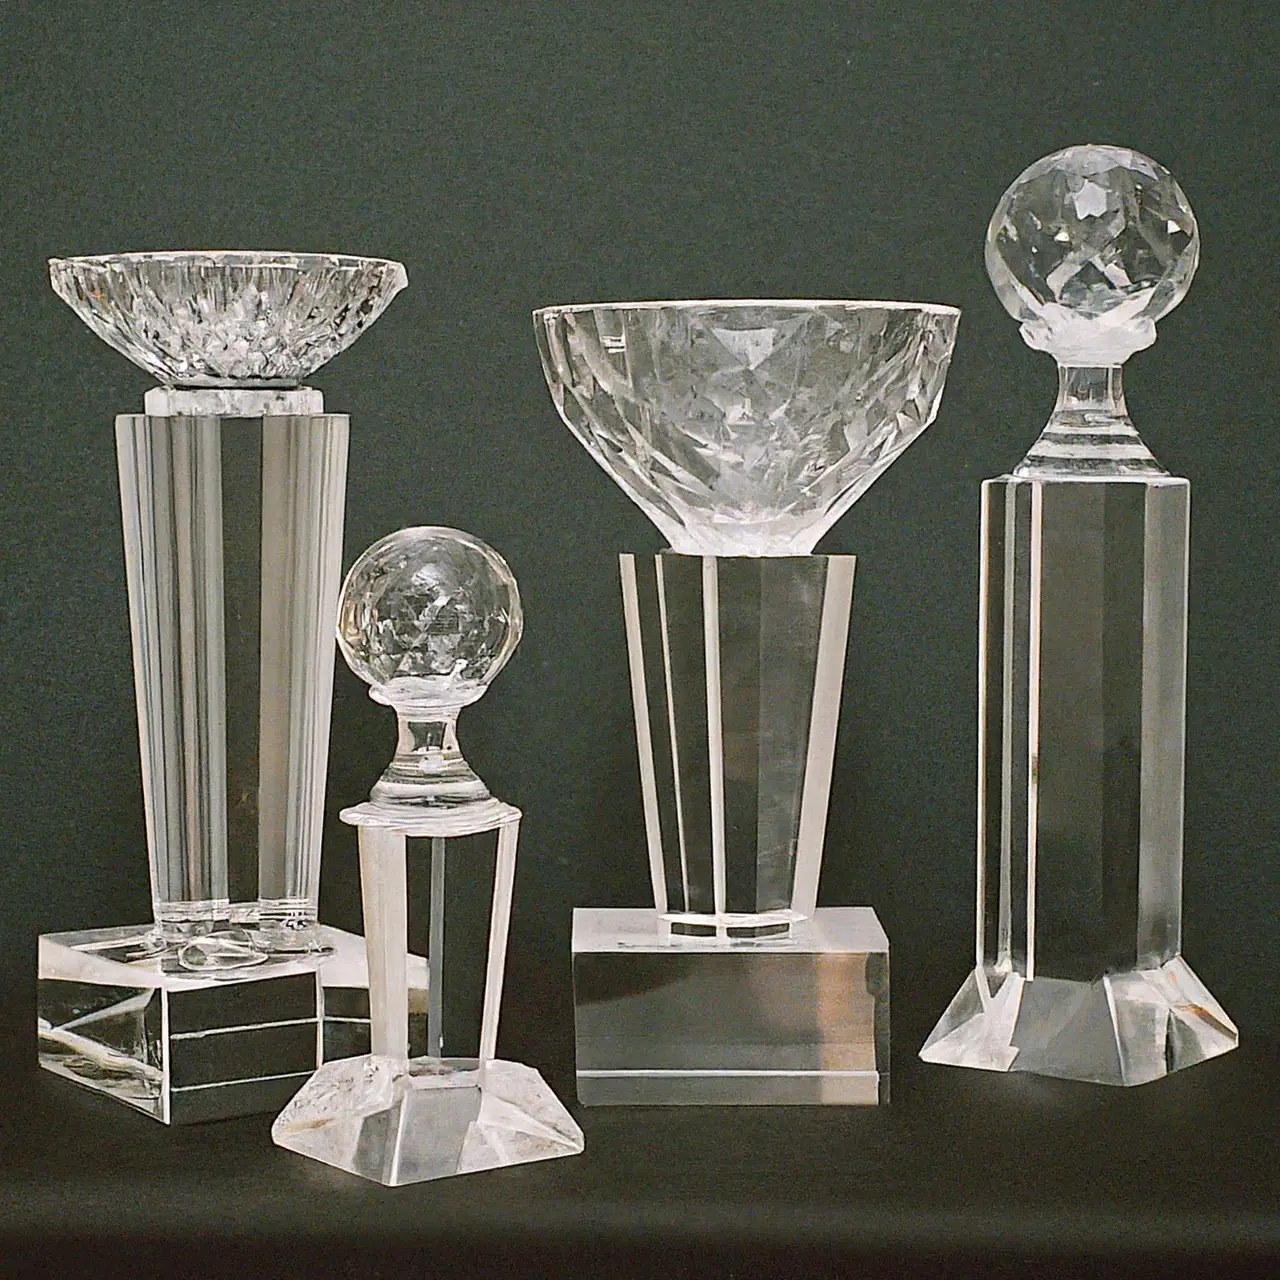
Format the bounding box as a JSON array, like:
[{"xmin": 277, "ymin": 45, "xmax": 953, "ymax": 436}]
[
  {"xmin": 337, "ymin": 527, "xmax": 522, "ymax": 709},
  {"xmin": 985, "ymin": 144, "xmax": 1198, "ymax": 364}
]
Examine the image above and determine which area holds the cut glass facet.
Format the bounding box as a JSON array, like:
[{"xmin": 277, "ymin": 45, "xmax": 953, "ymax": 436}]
[
  {"xmin": 985, "ymin": 145, "xmax": 1198, "ymax": 365},
  {"xmin": 336, "ymin": 527, "xmax": 523, "ymax": 824},
  {"xmin": 534, "ymin": 301, "xmax": 959, "ymax": 555},
  {"xmin": 921, "ymin": 145, "xmax": 1236, "ymax": 1085},
  {"xmin": 50, "ymin": 251, "xmax": 407, "ymax": 387}
]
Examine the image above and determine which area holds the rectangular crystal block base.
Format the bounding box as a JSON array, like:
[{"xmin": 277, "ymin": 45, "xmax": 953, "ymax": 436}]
[
  {"xmin": 38, "ymin": 924, "xmax": 427, "ymax": 1124},
  {"xmin": 572, "ymin": 907, "xmax": 889, "ymax": 1105}
]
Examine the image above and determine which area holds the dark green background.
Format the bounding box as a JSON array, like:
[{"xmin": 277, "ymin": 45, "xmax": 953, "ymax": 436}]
[{"xmin": 1, "ymin": 1, "xmax": 1276, "ymax": 1050}]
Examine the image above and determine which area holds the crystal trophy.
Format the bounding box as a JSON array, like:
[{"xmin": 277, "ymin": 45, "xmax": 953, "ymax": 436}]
[
  {"xmin": 273, "ymin": 527, "xmax": 584, "ymax": 1184},
  {"xmin": 535, "ymin": 300, "xmax": 959, "ymax": 1103},
  {"xmin": 920, "ymin": 145, "xmax": 1239, "ymax": 1084},
  {"xmin": 39, "ymin": 251, "xmax": 417, "ymax": 1122}
]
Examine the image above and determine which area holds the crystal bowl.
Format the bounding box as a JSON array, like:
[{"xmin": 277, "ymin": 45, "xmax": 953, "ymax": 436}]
[
  {"xmin": 50, "ymin": 251, "xmax": 408, "ymax": 387},
  {"xmin": 534, "ymin": 299, "xmax": 960, "ymax": 556}
]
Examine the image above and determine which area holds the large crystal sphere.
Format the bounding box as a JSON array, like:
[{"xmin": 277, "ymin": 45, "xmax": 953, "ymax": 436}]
[
  {"xmin": 534, "ymin": 300, "xmax": 959, "ymax": 557},
  {"xmin": 337, "ymin": 527, "xmax": 522, "ymax": 709},
  {"xmin": 985, "ymin": 145, "xmax": 1198, "ymax": 364},
  {"xmin": 49, "ymin": 251, "xmax": 407, "ymax": 386}
]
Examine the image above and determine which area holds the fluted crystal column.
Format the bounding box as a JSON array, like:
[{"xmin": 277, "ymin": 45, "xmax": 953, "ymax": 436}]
[
  {"xmin": 255, "ymin": 414, "xmax": 349, "ymax": 946},
  {"xmin": 115, "ymin": 397, "xmax": 348, "ymax": 954},
  {"xmin": 117, "ymin": 415, "xmax": 229, "ymax": 936}
]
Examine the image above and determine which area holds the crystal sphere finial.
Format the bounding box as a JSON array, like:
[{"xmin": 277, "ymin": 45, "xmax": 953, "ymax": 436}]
[
  {"xmin": 337, "ymin": 527, "xmax": 522, "ymax": 712},
  {"xmin": 985, "ymin": 144, "xmax": 1198, "ymax": 365}
]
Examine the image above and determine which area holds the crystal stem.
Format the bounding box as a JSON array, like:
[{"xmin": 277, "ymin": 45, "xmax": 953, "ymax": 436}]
[
  {"xmin": 1055, "ymin": 365, "xmax": 1126, "ymax": 416},
  {"xmin": 370, "ymin": 707, "xmax": 490, "ymax": 807}
]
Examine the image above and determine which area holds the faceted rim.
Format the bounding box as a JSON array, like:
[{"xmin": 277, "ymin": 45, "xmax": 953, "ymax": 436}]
[
  {"xmin": 534, "ymin": 297, "xmax": 960, "ymax": 319},
  {"xmin": 50, "ymin": 250, "xmax": 408, "ymax": 281},
  {"xmin": 49, "ymin": 249, "xmax": 408, "ymax": 386}
]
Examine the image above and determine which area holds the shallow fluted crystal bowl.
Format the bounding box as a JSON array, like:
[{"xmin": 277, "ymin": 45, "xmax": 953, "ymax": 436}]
[
  {"xmin": 534, "ymin": 299, "xmax": 960, "ymax": 556},
  {"xmin": 49, "ymin": 251, "xmax": 408, "ymax": 387}
]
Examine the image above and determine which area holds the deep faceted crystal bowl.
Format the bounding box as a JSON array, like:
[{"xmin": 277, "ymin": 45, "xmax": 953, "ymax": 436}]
[
  {"xmin": 49, "ymin": 251, "xmax": 408, "ymax": 386},
  {"xmin": 534, "ymin": 300, "xmax": 960, "ymax": 556}
]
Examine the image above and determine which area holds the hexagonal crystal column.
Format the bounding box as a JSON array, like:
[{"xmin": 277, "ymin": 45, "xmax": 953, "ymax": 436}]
[{"xmin": 621, "ymin": 552, "xmax": 855, "ymax": 938}]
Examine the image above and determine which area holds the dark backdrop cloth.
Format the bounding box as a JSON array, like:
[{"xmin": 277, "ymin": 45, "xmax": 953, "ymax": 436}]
[{"xmin": 1, "ymin": 1, "xmax": 1276, "ymax": 1274}]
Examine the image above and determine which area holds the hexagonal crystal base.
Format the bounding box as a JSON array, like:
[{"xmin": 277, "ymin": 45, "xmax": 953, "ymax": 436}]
[{"xmin": 272, "ymin": 1055, "xmax": 583, "ymax": 1185}]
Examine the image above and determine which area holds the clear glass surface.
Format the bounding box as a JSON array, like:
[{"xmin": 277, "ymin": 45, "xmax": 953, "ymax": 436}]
[
  {"xmin": 985, "ymin": 144, "xmax": 1198, "ymax": 365},
  {"xmin": 621, "ymin": 552, "xmax": 855, "ymax": 938},
  {"xmin": 573, "ymin": 907, "xmax": 888, "ymax": 1104},
  {"xmin": 336, "ymin": 526, "xmax": 522, "ymax": 823},
  {"xmin": 50, "ymin": 251, "xmax": 407, "ymax": 386},
  {"xmin": 115, "ymin": 410, "xmax": 349, "ymax": 954},
  {"xmin": 534, "ymin": 300, "xmax": 959, "ymax": 555},
  {"xmin": 922, "ymin": 145, "xmax": 1236, "ymax": 1084},
  {"xmin": 37, "ymin": 925, "xmax": 428, "ymax": 1124}
]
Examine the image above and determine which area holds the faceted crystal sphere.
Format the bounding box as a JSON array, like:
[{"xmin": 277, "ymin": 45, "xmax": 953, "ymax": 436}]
[
  {"xmin": 337, "ymin": 527, "xmax": 522, "ymax": 709},
  {"xmin": 49, "ymin": 251, "xmax": 407, "ymax": 386},
  {"xmin": 534, "ymin": 300, "xmax": 959, "ymax": 556},
  {"xmin": 986, "ymin": 145, "xmax": 1198, "ymax": 365}
]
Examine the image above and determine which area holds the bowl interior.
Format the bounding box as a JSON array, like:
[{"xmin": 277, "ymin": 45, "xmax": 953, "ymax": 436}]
[{"xmin": 535, "ymin": 300, "xmax": 960, "ymax": 555}]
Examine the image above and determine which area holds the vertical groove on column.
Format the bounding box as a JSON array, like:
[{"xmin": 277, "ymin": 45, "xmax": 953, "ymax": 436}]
[
  {"xmin": 655, "ymin": 557, "xmax": 691, "ymax": 910},
  {"xmin": 620, "ymin": 555, "xmax": 667, "ymax": 914},
  {"xmin": 256, "ymin": 415, "xmax": 349, "ymax": 926},
  {"xmin": 479, "ymin": 820, "xmax": 519, "ymax": 1063},
  {"xmin": 790, "ymin": 556, "xmax": 854, "ymax": 920},
  {"xmin": 702, "ymin": 558, "xmax": 726, "ymax": 922},
  {"xmin": 428, "ymin": 835, "xmax": 446, "ymax": 1057},
  {"xmin": 1025, "ymin": 483, "xmax": 1044, "ymax": 980},
  {"xmin": 117, "ymin": 413, "xmax": 228, "ymax": 930},
  {"xmin": 998, "ymin": 484, "xmax": 1017, "ymax": 969},
  {"xmin": 1137, "ymin": 480, "xmax": 1190, "ymax": 965},
  {"xmin": 976, "ymin": 483, "xmax": 992, "ymax": 969}
]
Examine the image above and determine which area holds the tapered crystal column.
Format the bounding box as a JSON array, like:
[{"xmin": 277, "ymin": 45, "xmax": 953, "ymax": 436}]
[
  {"xmin": 921, "ymin": 145, "xmax": 1237, "ymax": 1084},
  {"xmin": 622, "ymin": 552, "xmax": 855, "ymax": 938},
  {"xmin": 536, "ymin": 300, "xmax": 960, "ymax": 1103}
]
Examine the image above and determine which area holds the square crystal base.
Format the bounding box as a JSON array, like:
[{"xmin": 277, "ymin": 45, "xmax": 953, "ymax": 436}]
[
  {"xmin": 38, "ymin": 924, "xmax": 427, "ymax": 1123},
  {"xmin": 572, "ymin": 907, "xmax": 889, "ymax": 1105},
  {"xmin": 271, "ymin": 1054, "xmax": 585, "ymax": 1186},
  {"xmin": 920, "ymin": 957, "xmax": 1238, "ymax": 1085}
]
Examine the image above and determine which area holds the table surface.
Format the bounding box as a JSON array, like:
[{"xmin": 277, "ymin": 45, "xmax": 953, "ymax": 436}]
[{"xmin": 4, "ymin": 954, "xmax": 1278, "ymax": 1280}]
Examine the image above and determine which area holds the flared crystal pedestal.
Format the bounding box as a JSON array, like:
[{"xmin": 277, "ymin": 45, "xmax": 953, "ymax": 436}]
[
  {"xmin": 38, "ymin": 925, "xmax": 427, "ymax": 1124},
  {"xmin": 272, "ymin": 527, "xmax": 583, "ymax": 1185},
  {"xmin": 921, "ymin": 146, "xmax": 1237, "ymax": 1085},
  {"xmin": 41, "ymin": 251, "xmax": 408, "ymax": 1117}
]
